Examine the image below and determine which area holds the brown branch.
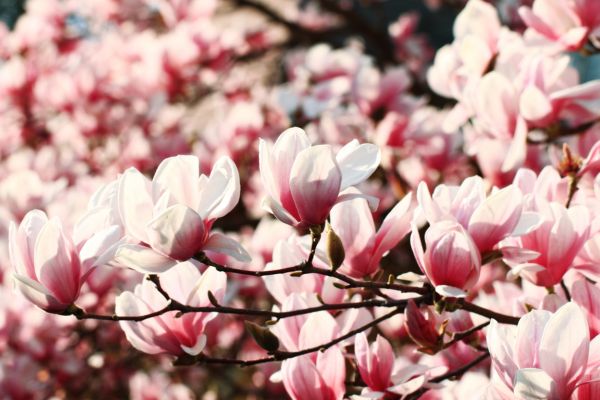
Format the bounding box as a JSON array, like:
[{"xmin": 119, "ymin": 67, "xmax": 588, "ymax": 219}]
[
  {"xmin": 196, "ymin": 252, "xmax": 428, "ymax": 295},
  {"xmin": 442, "ymin": 320, "xmax": 490, "ymax": 350},
  {"xmin": 461, "ymin": 301, "xmax": 519, "ymax": 325},
  {"xmin": 71, "ymin": 297, "xmax": 411, "ymax": 323},
  {"xmin": 430, "ymin": 351, "xmax": 490, "ymax": 383},
  {"xmin": 185, "ymin": 306, "xmax": 405, "ymax": 367},
  {"xmin": 527, "ymin": 118, "xmax": 600, "ymax": 145},
  {"xmin": 407, "ymin": 350, "xmax": 490, "ymax": 399}
]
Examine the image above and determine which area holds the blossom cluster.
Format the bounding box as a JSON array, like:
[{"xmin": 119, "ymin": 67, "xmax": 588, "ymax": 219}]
[{"xmin": 1, "ymin": 0, "xmax": 600, "ymax": 399}]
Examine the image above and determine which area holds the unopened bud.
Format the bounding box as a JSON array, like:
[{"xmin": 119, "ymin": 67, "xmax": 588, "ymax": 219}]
[
  {"xmin": 325, "ymin": 224, "xmax": 345, "ymax": 271},
  {"xmin": 207, "ymin": 291, "xmax": 220, "ymax": 306},
  {"xmin": 245, "ymin": 321, "xmax": 280, "ymax": 353},
  {"xmin": 404, "ymin": 300, "xmax": 443, "ymax": 353}
]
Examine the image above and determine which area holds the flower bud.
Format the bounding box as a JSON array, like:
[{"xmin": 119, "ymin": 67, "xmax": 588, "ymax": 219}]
[
  {"xmin": 245, "ymin": 321, "xmax": 280, "ymax": 353},
  {"xmin": 325, "ymin": 224, "xmax": 345, "ymax": 271},
  {"xmin": 404, "ymin": 300, "xmax": 445, "ymax": 353}
]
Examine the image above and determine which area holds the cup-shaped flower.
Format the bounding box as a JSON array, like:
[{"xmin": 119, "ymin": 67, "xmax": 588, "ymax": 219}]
[
  {"xmin": 259, "ymin": 127, "xmax": 380, "ymax": 229},
  {"xmin": 116, "ymin": 261, "xmax": 226, "ymax": 356},
  {"xmin": 519, "ymin": 0, "xmax": 600, "ymax": 51},
  {"xmin": 354, "ymin": 332, "xmax": 394, "ymax": 392},
  {"xmin": 114, "ymin": 155, "xmax": 250, "ymax": 274},
  {"xmin": 411, "ymin": 220, "xmax": 481, "ymax": 297},
  {"xmin": 9, "ymin": 210, "xmax": 90, "ymax": 312},
  {"xmin": 506, "ymin": 201, "xmax": 590, "ymax": 287},
  {"xmin": 417, "ymin": 177, "xmax": 540, "ymax": 255},
  {"xmin": 488, "ymin": 302, "xmax": 592, "ymax": 399},
  {"xmin": 329, "ymin": 192, "xmax": 414, "ymax": 278},
  {"xmin": 280, "ymin": 312, "xmax": 346, "ymax": 400}
]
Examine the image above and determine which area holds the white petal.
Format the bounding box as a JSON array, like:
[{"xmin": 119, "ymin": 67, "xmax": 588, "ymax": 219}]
[
  {"xmin": 204, "ymin": 232, "xmax": 251, "ymax": 262},
  {"xmin": 113, "ymin": 243, "xmax": 177, "ymax": 274},
  {"xmin": 79, "ymin": 225, "xmax": 122, "ymax": 271},
  {"xmin": 336, "ymin": 140, "xmax": 381, "ymax": 190},
  {"xmin": 117, "ymin": 168, "xmax": 153, "ymax": 242},
  {"xmin": 181, "ymin": 334, "xmax": 207, "ymax": 356},
  {"xmin": 152, "ymin": 155, "xmax": 200, "ymax": 209},
  {"xmin": 335, "ymin": 189, "xmax": 380, "ymax": 211},
  {"xmin": 262, "ymin": 196, "xmax": 299, "ymax": 226},
  {"xmin": 435, "ymin": 285, "xmax": 467, "ymax": 298},
  {"xmin": 514, "ymin": 368, "xmax": 557, "ymax": 400},
  {"xmin": 197, "ymin": 157, "xmax": 240, "ymax": 220}
]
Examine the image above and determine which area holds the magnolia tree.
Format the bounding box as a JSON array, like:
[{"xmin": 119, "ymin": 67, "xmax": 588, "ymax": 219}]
[{"xmin": 2, "ymin": 0, "xmax": 600, "ymax": 398}]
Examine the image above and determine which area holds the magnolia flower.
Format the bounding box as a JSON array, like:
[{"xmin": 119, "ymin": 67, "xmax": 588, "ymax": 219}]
[
  {"xmin": 9, "ymin": 210, "xmax": 96, "ymax": 312},
  {"xmin": 353, "ymin": 332, "xmax": 447, "ymax": 399},
  {"xmin": 114, "ymin": 155, "xmax": 250, "ymax": 274},
  {"xmin": 279, "ymin": 312, "xmax": 346, "ymax": 400},
  {"xmin": 116, "ymin": 261, "xmax": 226, "ymax": 356},
  {"xmin": 259, "ymin": 127, "xmax": 380, "ymax": 229},
  {"xmin": 411, "ymin": 220, "xmax": 481, "ymax": 297},
  {"xmin": 488, "ymin": 302, "xmax": 598, "ymax": 399},
  {"xmin": 519, "ymin": 0, "xmax": 600, "ymax": 51},
  {"xmin": 355, "ymin": 333, "xmax": 394, "ymax": 392},
  {"xmin": 329, "ymin": 192, "xmax": 414, "ymax": 278},
  {"xmin": 505, "ymin": 199, "xmax": 590, "ymax": 287},
  {"xmin": 417, "ymin": 175, "xmax": 540, "ymax": 255}
]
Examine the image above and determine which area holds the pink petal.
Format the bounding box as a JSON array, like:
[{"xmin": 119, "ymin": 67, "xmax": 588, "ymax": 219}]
[
  {"xmin": 468, "ymin": 185, "xmax": 523, "ymax": 252},
  {"xmin": 515, "ymin": 310, "xmax": 552, "ymax": 369},
  {"xmin": 113, "ymin": 243, "xmax": 177, "ymax": 274},
  {"xmin": 203, "ymin": 232, "xmax": 251, "ymax": 262},
  {"xmin": 539, "ymin": 303, "xmax": 589, "ymax": 397},
  {"xmin": 370, "ymin": 192, "xmax": 414, "ymax": 270},
  {"xmin": 290, "ymin": 145, "xmax": 342, "ymax": 226},
  {"xmin": 34, "ymin": 218, "xmax": 80, "ymax": 304},
  {"xmin": 152, "ymin": 155, "xmax": 200, "ymax": 209},
  {"xmin": 146, "ymin": 204, "xmax": 206, "ymax": 261}
]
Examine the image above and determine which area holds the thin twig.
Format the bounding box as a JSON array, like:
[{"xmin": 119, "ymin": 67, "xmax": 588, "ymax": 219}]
[
  {"xmin": 72, "ymin": 298, "xmax": 415, "ymax": 322},
  {"xmin": 442, "ymin": 321, "xmax": 490, "ymax": 350},
  {"xmin": 461, "ymin": 302, "xmax": 520, "ymax": 325},
  {"xmin": 430, "ymin": 351, "xmax": 490, "ymax": 383},
  {"xmin": 188, "ymin": 307, "xmax": 404, "ymax": 367}
]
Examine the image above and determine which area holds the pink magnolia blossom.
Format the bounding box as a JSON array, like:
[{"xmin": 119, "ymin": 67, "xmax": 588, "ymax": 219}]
[
  {"xmin": 411, "ymin": 220, "xmax": 481, "ymax": 297},
  {"xmin": 280, "ymin": 312, "xmax": 346, "ymax": 400},
  {"xmin": 404, "ymin": 299, "xmax": 444, "ymax": 350},
  {"xmin": 116, "ymin": 261, "xmax": 226, "ymax": 356},
  {"xmin": 505, "ymin": 199, "xmax": 590, "ymax": 287},
  {"xmin": 427, "ymin": 0, "xmax": 502, "ymax": 111},
  {"xmin": 416, "ymin": 177, "xmax": 539, "ymax": 254},
  {"xmin": 113, "ymin": 155, "xmax": 250, "ymax": 274},
  {"xmin": 9, "ymin": 210, "xmax": 91, "ymax": 312},
  {"xmin": 488, "ymin": 302, "xmax": 594, "ymax": 399},
  {"xmin": 519, "ymin": 0, "xmax": 600, "ymax": 51},
  {"xmin": 329, "ymin": 192, "xmax": 414, "ymax": 278},
  {"xmin": 259, "ymin": 127, "xmax": 380, "ymax": 229},
  {"xmin": 516, "ymin": 56, "xmax": 600, "ymax": 128},
  {"xmin": 354, "ymin": 332, "xmax": 394, "ymax": 392},
  {"xmin": 571, "ymin": 278, "xmax": 600, "ymax": 337},
  {"xmin": 352, "ymin": 331, "xmax": 447, "ymax": 399}
]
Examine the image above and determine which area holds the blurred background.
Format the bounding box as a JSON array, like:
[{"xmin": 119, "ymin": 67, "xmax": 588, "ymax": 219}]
[{"xmin": 3, "ymin": 0, "xmax": 597, "ymax": 399}]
